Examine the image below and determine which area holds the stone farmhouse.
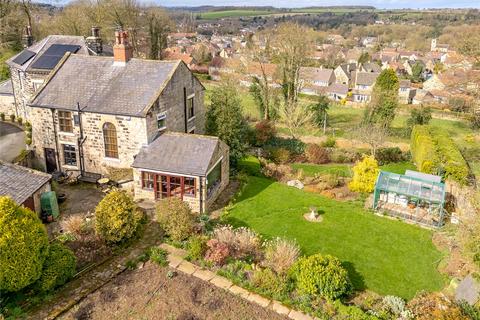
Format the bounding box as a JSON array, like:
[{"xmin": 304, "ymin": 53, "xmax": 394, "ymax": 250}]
[
  {"xmin": 7, "ymin": 29, "xmax": 229, "ymax": 213},
  {"xmin": 351, "ymin": 71, "xmax": 380, "ymax": 103},
  {"xmin": 6, "ymin": 27, "xmax": 107, "ymax": 122}
]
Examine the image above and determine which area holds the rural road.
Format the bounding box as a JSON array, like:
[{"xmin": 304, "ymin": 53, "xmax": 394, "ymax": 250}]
[{"xmin": 0, "ymin": 122, "xmax": 25, "ymax": 162}]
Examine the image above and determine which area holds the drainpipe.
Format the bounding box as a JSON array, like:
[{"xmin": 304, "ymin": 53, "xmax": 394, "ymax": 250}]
[
  {"xmin": 199, "ymin": 176, "xmax": 203, "ymax": 215},
  {"xmin": 76, "ymin": 102, "xmax": 86, "ymax": 176},
  {"xmin": 51, "ymin": 109, "xmax": 60, "ymax": 172}
]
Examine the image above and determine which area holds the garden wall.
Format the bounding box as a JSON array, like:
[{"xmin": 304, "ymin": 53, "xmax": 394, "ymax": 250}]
[{"xmin": 445, "ymin": 180, "xmax": 479, "ymax": 221}]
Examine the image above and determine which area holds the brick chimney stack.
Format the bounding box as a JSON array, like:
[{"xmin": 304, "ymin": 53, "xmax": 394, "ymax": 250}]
[
  {"xmin": 113, "ymin": 29, "xmax": 133, "ymax": 65},
  {"xmin": 22, "ymin": 25, "xmax": 33, "ymax": 48},
  {"xmin": 86, "ymin": 26, "xmax": 103, "ymax": 55}
]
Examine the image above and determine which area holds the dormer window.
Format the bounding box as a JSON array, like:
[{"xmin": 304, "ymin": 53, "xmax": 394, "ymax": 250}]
[{"xmin": 157, "ymin": 112, "xmax": 167, "ymax": 131}]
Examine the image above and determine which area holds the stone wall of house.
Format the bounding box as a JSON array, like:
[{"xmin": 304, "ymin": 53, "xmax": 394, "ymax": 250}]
[
  {"xmin": 9, "ymin": 67, "xmax": 47, "ymax": 121},
  {"xmin": 29, "ymin": 106, "xmax": 148, "ymax": 175},
  {"xmin": 145, "ymin": 62, "xmax": 205, "ymax": 142},
  {"xmin": 204, "ymin": 141, "xmax": 230, "ymax": 212},
  {"xmin": 0, "ymin": 93, "xmax": 16, "ymax": 116}
]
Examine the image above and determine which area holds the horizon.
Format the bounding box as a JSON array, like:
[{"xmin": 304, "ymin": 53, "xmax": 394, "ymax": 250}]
[{"xmin": 37, "ymin": 0, "xmax": 480, "ymax": 9}]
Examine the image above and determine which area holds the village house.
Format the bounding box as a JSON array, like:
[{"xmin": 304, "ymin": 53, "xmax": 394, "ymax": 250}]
[
  {"xmin": 398, "ymin": 79, "xmax": 414, "ymax": 104},
  {"xmin": 300, "ymin": 67, "xmax": 335, "ymax": 94},
  {"xmin": 132, "ymin": 132, "xmax": 229, "ymax": 214},
  {"xmin": 21, "ymin": 30, "xmax": 229, "ymax": 212},
  {"xmin": 325, "ymin": 83, "xmax": 349, "ymax": 101},
  {"xmin": 431, "ymin": 38, "xmax": 449, "ymax": 53},
  {"xmin": 0, "ymin": 80, "xmax": 15, "ymax": 116},
  {"xmin": 0, "ymin": 161, "xmax": 51, "ymax": 213},
  {"xmin": 6, "ymin": 27, "xmax": 108, "ymax": 122},
  {"xmin": 351, "ymin": 71, "xmax": 379, "ymax": 103},
  {"xmin": 334, "ymin": 63, "xmax": 357, "ymax": 86}
]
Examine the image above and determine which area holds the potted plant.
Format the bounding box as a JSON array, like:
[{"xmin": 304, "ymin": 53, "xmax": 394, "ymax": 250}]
[
  {"xmin": 0, "ymin": 113, "xmax": 4, "ymax": 121},
  {"xmin": 9, "ymin": 114, "xmax": 15, "ymax": 122}
]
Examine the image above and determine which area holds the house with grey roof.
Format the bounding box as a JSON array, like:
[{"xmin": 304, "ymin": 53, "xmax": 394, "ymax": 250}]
[
  {"xmin": 334, "ymin": 63, "xmax": 357, "ymax": 86},
  {"xmin": 132, "ymin": 132, "xmax": 229, "ymax": 213},
  {"xmin": 299, "ymin": 67, "xmax": 335, "ymax": 95},
  {"xmin": 351, "ymin": 71, "xmax": 380, "ymax": 103},
  {"xmin": 0, "ymin": 80, "xmax": 15, "ymax": 116},
  {"xmin": 25, "ymin": 29, "xmax": 212, "ymax": 190},
  {"xmin": 0, "ymin": 161, "xmax": 51, "ymax": 213},
  {"xmin": 6, "ymin": 27, "xmax": 108, "ymax": 121}
]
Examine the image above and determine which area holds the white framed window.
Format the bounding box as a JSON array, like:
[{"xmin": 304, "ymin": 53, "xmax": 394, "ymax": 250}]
[{"xmin": 157, "ymin": 112, "xmax": 167, "ymax": 131}]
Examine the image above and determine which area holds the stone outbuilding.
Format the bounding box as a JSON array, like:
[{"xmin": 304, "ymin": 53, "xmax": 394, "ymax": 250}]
[
  {"xmin": 132, "ymin": 132, "xmax": 229, "ymax": 213},
  {"xmin": 0, "ymin": 80, "xmax": 15, "ymax": 116},
  {"xmin": 0, "ymin": 161, "xmax": 51, "ymax": 213}
]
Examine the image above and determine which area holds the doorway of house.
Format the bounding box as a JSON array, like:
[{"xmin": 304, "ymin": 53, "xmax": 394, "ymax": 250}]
[{"xmin": 45, "ymin": 148, "xmax": 57, "ymax": 173}]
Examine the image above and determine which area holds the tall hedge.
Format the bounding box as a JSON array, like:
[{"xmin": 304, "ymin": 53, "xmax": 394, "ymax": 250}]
[
  {"xmin": 0, "ymin": 196, "xmax": 49, "ymax": 292},
  {"xmin": 35, "ymin": 243, "xmax": 76, "ymax": 292},
  {"xmin": 411, "ymin": 125, "xmax": 469, "ymax": 184}
]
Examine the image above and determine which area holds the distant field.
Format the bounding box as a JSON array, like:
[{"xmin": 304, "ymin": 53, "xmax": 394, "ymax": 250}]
[{"xmin": 197, "ymin": 10, "xmax": 277, "ymax": 19}]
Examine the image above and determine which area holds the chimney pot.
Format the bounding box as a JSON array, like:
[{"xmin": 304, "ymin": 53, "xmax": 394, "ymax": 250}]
[
  {"xmin": 113, "ymin": 29, "xmax": 133, "ymax": 65},
  {"xmin": 22, "ymin": 25, "xmax": 34, "ymax": 48},
  {"xmin": 86, "ymin": 26, "xmax": 103, "ymax": 55}
]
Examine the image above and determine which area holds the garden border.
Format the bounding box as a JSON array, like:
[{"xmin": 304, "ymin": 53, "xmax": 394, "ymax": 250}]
[{"xmin": 159, "ymin": 243, "xmax": 316, "ymax": 320}]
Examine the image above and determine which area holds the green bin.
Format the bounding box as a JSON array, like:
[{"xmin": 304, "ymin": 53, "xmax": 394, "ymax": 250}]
[{"xmin": 40, "ymin": 191, "xmax": 60, "ymax": 219}]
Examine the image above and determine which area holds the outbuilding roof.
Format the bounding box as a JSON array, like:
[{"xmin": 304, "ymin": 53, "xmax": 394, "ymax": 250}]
[
  {"xmin": 354, "ymin": 71, "xmax": 380, "ymax": 86},
  {"xmin": 0, "ymin": 162, "xmax": 51, "ymax": 205},
  {"xmin": 132, "ymin": 132, "xmax": 223, "ymax": 176},
  {"xmin": 29, "ymin": 54, "xmax": 182, "ymax": 117},
  {"xmin": 0, "ymin": 80, "xmax": 13, "ymax": 95}
]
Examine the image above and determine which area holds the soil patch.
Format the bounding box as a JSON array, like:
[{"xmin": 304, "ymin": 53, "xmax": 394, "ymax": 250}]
[{"xmin": 59, "ymin": 262, "xmax": 287, "ymax": 320}]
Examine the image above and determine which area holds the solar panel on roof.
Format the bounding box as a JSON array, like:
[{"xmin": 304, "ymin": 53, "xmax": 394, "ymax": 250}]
[
  {"xmin": 12, "ymin": 50, "xmax": 35, "ymax": 66},
  {"xmin": 43, "ymin": 44, "xmax": 81, "ymax": 56},
  {"xmin": 30, "ymin": 44, "xmax": 81, "ymax": 70}
]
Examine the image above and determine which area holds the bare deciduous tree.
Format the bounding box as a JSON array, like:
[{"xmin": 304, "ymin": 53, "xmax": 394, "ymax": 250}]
[{"xmin": 355, "ymin": 124, "xmax": 389, "ymax": 157}]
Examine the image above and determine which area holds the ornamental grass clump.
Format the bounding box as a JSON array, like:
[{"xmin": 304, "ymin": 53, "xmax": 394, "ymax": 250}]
[
  {"xmin": 212, "ymin": 225, "xmax": 261, "ymax": 260},
  {"xmin": 263, "ymin": 238, "xmax": 300, "ymax": 275},
  {"xmin": 95, "ymin": 190, "xmax": 142, "ymax": 243},
  {"xmin": 290, "ymin": 254, "xmax": 351, "ymax": 300}
]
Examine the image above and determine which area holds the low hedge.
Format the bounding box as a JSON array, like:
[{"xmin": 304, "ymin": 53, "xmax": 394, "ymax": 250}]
[{"xmin": 410, "ymin": 125, "xmax": 469, "ymax": 184}]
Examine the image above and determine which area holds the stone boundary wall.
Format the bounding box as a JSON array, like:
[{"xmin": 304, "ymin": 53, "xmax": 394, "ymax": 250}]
[{"xmin": 445, "ymin": 180, "xmax": 478, "ymax": 221}]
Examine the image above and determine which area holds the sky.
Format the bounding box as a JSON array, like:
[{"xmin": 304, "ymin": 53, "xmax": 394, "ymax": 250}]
[{"xmin": 156, "ymin": 0, "xmax": 480, "ymax": 9}]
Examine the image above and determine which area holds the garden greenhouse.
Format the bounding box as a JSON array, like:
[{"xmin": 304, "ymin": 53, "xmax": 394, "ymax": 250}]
[{"xmin": 373, "ymin": 170, "xmax": 446, "ymax": 228}]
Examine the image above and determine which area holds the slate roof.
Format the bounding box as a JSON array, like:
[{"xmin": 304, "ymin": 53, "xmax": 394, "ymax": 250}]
[
  {"xmin": 132, "ymin": 132, "xmax": 221, "ymax": 176},
  {"xmin": 399, "ymin": 79, "xmax": 411, "ymax": 88},
  {"xmin": 361, "ymin": 62, "xmax": 382, "ymax": 73},
  {"xmin": 7, "ymin": 35, "xmax": 90, "ymax": 72},
  {"xmin": 300, "ymin": 67, "xmax": 334, "ymax": 83},
  {"xmin": 0, "ymin": 80, "xmax": 13, "ymax": 95},
  {"xmin": 0, "ymin": 162, "xmax": 51, "ymax": 204},
  {"xmin": 327, "ymin": 83, "xmax": 349, "ymax": 95},
  {"xmin": 30, "ymin": 54, "xmax": 181, "ymax": 117},
  {"xmin": 354, "ymin": 72, "xmax": 380, "ymax": 86}
]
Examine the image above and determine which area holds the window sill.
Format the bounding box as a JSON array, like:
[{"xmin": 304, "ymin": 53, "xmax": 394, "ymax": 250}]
[
  {"xmin": 103, "ymin": 157, "xmax": 120, "ymax": 162},
  {"xmin": 157, "ymin": 127, "xmax": 167, "ymax": 132},
  {"xmin": 59, "ymin": 131, "xmax": 75, "ymax": 136},
  {"xmin": 63, "ymin": 164, "xmax": 78, "ymax": 170}
]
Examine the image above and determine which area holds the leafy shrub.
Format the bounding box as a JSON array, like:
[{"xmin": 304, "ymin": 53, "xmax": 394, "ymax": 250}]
[
  {"xmin": 156, "ymin": 197, "xmax": 196, "ymax": 241},
  {"xmin": 148, "ymin": 247, "xmax": 168, "ymax": 267},
  {"xmin": 265, "ymin": 137, "xmax": 306, "ymax": 156},
  {"xmin": 25, "ymin": 137, "xmax": 32, "ymax": 145},
  {"xmin": 348, "ymin": 156, "xmax": 380, "ymax": 193},
  {"xmin": 330, "ymin": 149, "xmax": 361, "ymax": 164},
  {"xmin": 408, "ymin": 292, "xmax": 468, "ymax": 320},
  {"xmin": 212, "ymin": 225, "xmax": 261, "ymax": 261},
  {"xmin": 375, "ymin": 147, "xmax": 407, "ymax": 165},
  {"xmin": 411, "ymin": 125, "xmax": 438, "ymax": 174},
  {"xmin": 0, "ymin": 112, "xmax": 4, "ymax": 121},
  {"xmin": 205, "ymin": 239, "xmax": 230, "ymax": 266},
  {"xmin": 25, "ymin": 121, "xmax": 32, "ymax": 131},
  {"xmin": 255, "ymin": 120, "xmax": 276, "ymax": 145},
  {"xmin": 95, "ymin": 190, "xmax": 142, "ymax": 243},
  {"xmin": 305, "ymin": 144, "xmax": 330, "ymax": 164},
  {"xmin": 268, "ymin": 147, "xmax": 291, "ymax": 164},
  {"xmin": 250, "ymin": 268, "xmax": 292, "ymax": 300},
  {"xmin": 17, "ymin": 116, "xmax": 22, "ymax": 125},
  {"xmin": 0, "ymin": 196, "xmax": 49, "ymax": 292},
  {"xmin": 217, "ymin": 260, "xmax": 251, "ymax": 285},
  {"xmin": 187, "ymin": 235, "xmax": 208, "ymax": 261},
  {"xmin": 260, "ymin": 160, "xmax": 294, "ymax": 182},
  {"xmin": 322, "ymin": 137, "xmax": 336, "ymax": 148},
  {"xmin": 263, "ymin": 238, "xmax": 300, "ymax": 275},
  {"xmin": 290, "ymin": 254, "xmax": 351, "ymax": 300},
  {"xmin": 35, "ymin": 243, "xmax": 76, "ymax": 292},
  {"xmin": 9, "ymin": 114, "xmax": 15, "ymax": 122}
]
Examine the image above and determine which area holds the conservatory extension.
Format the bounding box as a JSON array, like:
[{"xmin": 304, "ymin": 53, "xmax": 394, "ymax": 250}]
[{"xmin": 373, "ymin": 170, "xmax": 446, "ymax": 228}]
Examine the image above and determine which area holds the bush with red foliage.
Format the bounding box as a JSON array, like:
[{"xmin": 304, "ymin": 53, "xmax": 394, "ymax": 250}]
[
  {"xmin": 305, "ymin": 144, "xmax": 330, "ymax": 164},
  {"xmin": 255, "ymin": 120, "xmax": 276, "ymax": 146},
  {"xmin": 205, "ymin": 239, "xmax": 230, "ymax": 266}
]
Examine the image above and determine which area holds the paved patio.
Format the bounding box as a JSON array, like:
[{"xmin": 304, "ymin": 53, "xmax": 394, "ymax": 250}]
[{"xmin": 0, "ymin": 121, "xmax": 25, "ymax": 162}]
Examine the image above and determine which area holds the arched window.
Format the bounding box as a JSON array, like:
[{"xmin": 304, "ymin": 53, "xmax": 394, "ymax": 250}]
[{"xmin": 103, "ymin": 122, "xmax": 118, "ymax": 158}]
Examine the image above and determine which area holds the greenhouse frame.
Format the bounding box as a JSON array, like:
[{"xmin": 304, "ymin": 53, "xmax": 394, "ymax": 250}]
[{"xmin": 372, "ymin": 170, "xmax": 446, "ymax": 228}]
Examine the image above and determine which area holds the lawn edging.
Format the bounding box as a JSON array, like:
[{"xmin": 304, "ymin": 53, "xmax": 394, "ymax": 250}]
[{"xmin": 160, "ymin": 243, "xmax": 315, "ymax": 320}]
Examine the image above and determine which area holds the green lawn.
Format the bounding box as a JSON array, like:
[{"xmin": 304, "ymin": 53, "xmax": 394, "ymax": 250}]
[
  {"xmin": 224, "ymin": 175, "xmax": 445, "ymax": 299},
  {"xmin": 380, "ymin": 161, "xmax": 417, "ymax": 175}
]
